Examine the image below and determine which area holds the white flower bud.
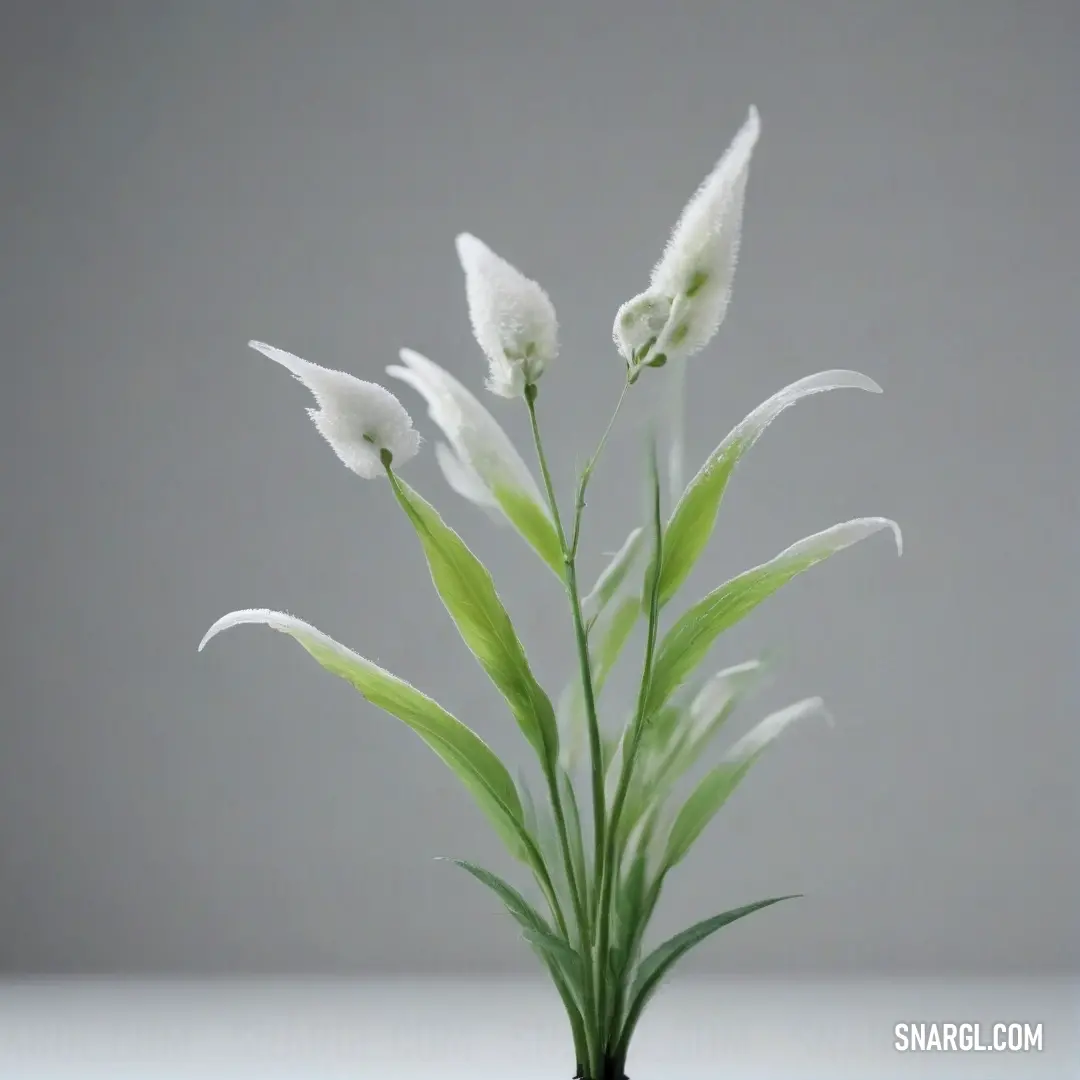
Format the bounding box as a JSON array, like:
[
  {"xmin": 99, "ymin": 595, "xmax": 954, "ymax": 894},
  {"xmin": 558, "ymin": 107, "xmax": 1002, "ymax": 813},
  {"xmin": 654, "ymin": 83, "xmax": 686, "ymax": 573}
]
[
  {"xmin": 614, "ymin": 106, "xmax": 761, "ymax": 374},
  {"xmin": 249, "ymin": 341, "xmax": 420, "ymax": 478},
  {"xmin": 455, "ymin": 232, "xmax": 559, "ymax": 398},
  {"xmin": 613, "ymin": 290, "xmax": 672, "ymax": 368}
]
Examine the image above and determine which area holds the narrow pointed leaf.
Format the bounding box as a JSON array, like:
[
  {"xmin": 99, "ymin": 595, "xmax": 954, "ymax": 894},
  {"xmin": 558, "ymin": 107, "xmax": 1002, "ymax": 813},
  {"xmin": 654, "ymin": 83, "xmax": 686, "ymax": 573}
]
[
  {"xmin": 559, "ymin": 768, "xmax": 589, "ymax": 908},
  {"xmin": 388, "ymin": 472, "xmax": 559, "ymax": 768},
  {"xmin": 389, "ymin": 349, "xmax": 562, "ymax": 576},
  {"xmin": 445, "ymin": 859, "xmax": 551, "ymax": 933},
  {"xmin": 444, "ymin": 859, "xmax": 587, "ymax": 1065},
  {"xmin": 664, "ymin": 698, "xmax": 827, "ymax": 868},
  {"xmin": 635, "ymin": 659, "xmax": 767, "ymax": 819},
  {"xmin": 620, "ymin": 895, "xmax": 799, "ymax": 1053},
  {"xmin": 522, "ymin": 926, "xmax": 588, "ymax": 1014},
  {"xmin": 556, "ymin": 679, "xmax": 588, "ymax": 774},
  {"xmin": 582, "ymin": 526, "xmax": 646, "ymax": 620},
  {"xmin": 491, "ymin": 480, "xmax": 564, "ymax": 575},
  {"xmin": 646, "ymin": 517, "xmax": 901, "ymax": 716},
  {"xmin": 519, "ymin": 773, "xmax": 570, "ymax": 905},
  {"xmin": 618, "ymin": 661, "xmax": 765, "ymax": 846},
  {"xmin": 198, "ymin": 610, "xmax": 530, "ymax": 862},
  {"xmin": 594, "ymin": 594, "xmax": 641, "ymax": 688},
  {"xmin": 663, "ymin": 760, "xmax": 751, "ymax": 868},
  {"xmin": 522, "ymin": 926, "xmax": 586, "ymax": 980},
  {"xmin": 657, "ymin": 371, "xmax": 883, "ymax": 606}
]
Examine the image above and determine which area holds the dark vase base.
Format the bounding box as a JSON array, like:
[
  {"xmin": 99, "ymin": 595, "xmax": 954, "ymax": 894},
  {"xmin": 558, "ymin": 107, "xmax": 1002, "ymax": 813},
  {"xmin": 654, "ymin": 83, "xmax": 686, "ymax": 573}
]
[{"xmin": 573, "ymin": 1063, "xmax": 629, "ymax": 1080}]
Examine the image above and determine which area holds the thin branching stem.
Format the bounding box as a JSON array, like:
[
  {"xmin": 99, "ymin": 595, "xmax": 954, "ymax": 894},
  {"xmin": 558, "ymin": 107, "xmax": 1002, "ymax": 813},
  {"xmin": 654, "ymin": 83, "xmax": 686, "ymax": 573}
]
[
  {"xmin": 569, "ymin": 377, "xmax": 630, "ymax": 560},
  {"xmin": 525, "ymin": 380, "xmax": 634, "ymax": 1079},
  {"xmin": 524, "ymin": 384, "xmax": 604, "ymax": 940}
]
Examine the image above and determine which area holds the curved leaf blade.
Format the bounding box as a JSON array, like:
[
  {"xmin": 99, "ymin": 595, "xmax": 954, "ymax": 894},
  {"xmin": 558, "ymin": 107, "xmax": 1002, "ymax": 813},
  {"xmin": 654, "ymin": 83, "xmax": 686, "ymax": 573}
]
[
  {"xmin": 443, "ymin": 859, "xmax": 587, "ymax": 1069},
  {"xmin": 594, "ymin": 594, "xmax": 641, "ymax": 688},
  {"xmin": 558, "ymin": 768, "xmax": 589, "ymax": 910},
  {"xmin": 444, "ymin": 859, "xmax": 551, "ymax": 933},
  {"xmin": 522, "ymin": 926, "xmax": 589, "ymax": 1015},
  {"xmin": 388, "ymin": 473, "xmax": 560, "ymax": 768},
  {"xmin": 620, "ymin": 658, "xmax": 768, "ymax": 844},
  {"xmin": 646, "ymin": 517, "xmax": 901, "ymax": 716},
  {"xmin": 619, "ymin": 895, "xmax": 799, "ymax": 1054},
  {"xmin": 657, "ymin": 371, "xmax": 883, "ymax": 607},
  {"xmin": 664, "ymin": 697, "xmax": 828, "ymax": 869},
  {"xmin": 199, "ymin": 610, "xmax": 530, "ymax": 862},
  {"xmin": 519, "ymin": 772, "xmax": 571, "ymax": 908},
  {"xmin": 388, "ymin": 349, "xmax": 563, "ymax": 577},
  {"xmin": 491, "ymin": 480, "xmax": 564, "ymax": 576}
]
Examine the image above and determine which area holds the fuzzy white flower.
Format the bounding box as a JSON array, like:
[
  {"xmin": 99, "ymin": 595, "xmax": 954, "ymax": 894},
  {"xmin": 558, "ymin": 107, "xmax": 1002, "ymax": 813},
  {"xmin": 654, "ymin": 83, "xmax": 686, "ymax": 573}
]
[
  {"xmin": 614, "ymin": 106, "xmax": 761, "ymax": 374},
  {"xmin": 455, "ymin": 232, "xmax": 559, "ymax": 398},
  {"xmin": 386, "ymin": 347, "xmax": 548, "ymax": 519},
  {"xmin": 249, "ymin": 341, "xmax": 420, "ymax": 478}
]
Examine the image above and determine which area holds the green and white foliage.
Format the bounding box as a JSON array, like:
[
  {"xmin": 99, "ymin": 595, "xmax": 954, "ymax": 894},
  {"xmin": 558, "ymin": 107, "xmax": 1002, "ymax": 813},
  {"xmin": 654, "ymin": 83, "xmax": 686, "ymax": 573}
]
[{"xmin": 200, "ymin": 107, "xmax": 900, "ymax": 1080}]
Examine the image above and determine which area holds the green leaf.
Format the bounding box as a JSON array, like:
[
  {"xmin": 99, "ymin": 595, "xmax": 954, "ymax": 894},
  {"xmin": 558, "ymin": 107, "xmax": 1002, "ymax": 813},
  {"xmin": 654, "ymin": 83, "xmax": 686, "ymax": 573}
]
[
  {"xmin": 625, "ymin": 659, "xmax": 767, "ymax": 834},
  {"xmin": 664, "ymin": 697, "xmax": 828, "ymax": 868},
  {"xmin": 660, "ymin": 699, "xmax": 829, "ymax": 868},
  {"xmin": 388, "ymin": 348, "xmax": 564, "ymax": 580},
  {"xmin": 522, "ymin": 926, "xmax": 589, "ymax": 1014},
  {"xmin": 519, "ymin": 772, "xmax": 571, "ymax": 906},
  {"xmin": 594, "ymin": 594, "xmax": 640, "ymax": 689},
  {"xmin": 198, "ymin": 610, "xmax": 531, "ymax": 863},
  {"xmin": 663, "ymin": 760, "xmax": 751, "ymax": 867},
  {"xmin": 444, "ymin": 859, "xmax": 551, "ymax": 932},
  {"xmin": 559, "ymin": 768, "xmax": 589, "ymax": 910},
  {"xmin": 657, "ymin": 661, "xmax": 762, "ymax": 770},
  {"xmin": 444, "ymin": 859, "xmax": 587, "ymax": 1068},
  {"xmin": 387, "ymin": 472, "xmax": 560, "ymax": 768},
  {"xmin": 646, "ymin": 517, "xmax": 901, "ymax": 717},
  {"xmin": 619, "ymin": 895, "xmax": 800, "ymax": 1054},
  {"xmin": 657, "ymin": 371, "xmax": 883, "ymax": 607},
  {"xmin": 555, "ymin": 680, "xmax": 588, "ymax": 774},
  {"xmin": 612, "ymin": 825, "xmax": 652, "ymax": 978},
  {"xmin": 582, "ymin": 526, "xmax": 645, "ymax": 621},
  {"xmin": 491, "ymin": 479, "xmax": 564, "ymax": 578}
]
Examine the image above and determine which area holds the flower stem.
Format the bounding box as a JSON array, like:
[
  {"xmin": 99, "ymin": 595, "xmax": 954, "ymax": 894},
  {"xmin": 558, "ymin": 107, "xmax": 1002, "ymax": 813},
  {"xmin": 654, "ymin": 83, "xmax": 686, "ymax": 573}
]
[
  {"xmin": 525, "ymin": 381, "xmax": 634, "ymax": 1079},
  {"xmin": 570, "ymin": 377, "xmax": 630, "ymax": 560},
  {"xmin": 524, "ymin": 384, "xmax": 600, "ymax": 939},
  {"xmin": 593, "ymin": 438, "xmax": 664, "ymax": 1056}
]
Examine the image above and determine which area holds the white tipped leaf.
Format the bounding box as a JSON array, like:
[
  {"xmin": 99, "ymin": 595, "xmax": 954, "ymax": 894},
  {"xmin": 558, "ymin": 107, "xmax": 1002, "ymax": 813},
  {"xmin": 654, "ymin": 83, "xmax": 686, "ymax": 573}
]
[
  {"xmin": 658, "ymin": 370, "xmax": 884, "ymax": 606},
  {"xmin": 647, "ymin": 517, "xmax": 902, "ymax": 715},
  {"xmin": 388, "ymin": 349, "xmax": 562, "ymax": 574},
  {"xmin": 199, "ymin": 609, "xmax": 530, "ymax": 862},
  {"xmin": 663, "ymin": 697, "xmax": 830, "ymax": 868}
]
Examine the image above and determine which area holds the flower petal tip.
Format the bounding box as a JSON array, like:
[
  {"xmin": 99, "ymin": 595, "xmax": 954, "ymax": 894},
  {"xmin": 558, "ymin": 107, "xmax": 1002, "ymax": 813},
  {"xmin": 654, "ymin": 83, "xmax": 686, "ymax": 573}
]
[{"xmin": 454, "ymin": 232, "xmax": 487, "ymax": 271}]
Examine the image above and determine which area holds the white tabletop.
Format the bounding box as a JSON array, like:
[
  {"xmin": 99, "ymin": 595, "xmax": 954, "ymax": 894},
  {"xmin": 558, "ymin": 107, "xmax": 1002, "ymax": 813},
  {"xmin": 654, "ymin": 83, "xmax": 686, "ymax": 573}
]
[{"xmin": 0, "ymin": 977, "xmax": 1073, "ymax": 1079}]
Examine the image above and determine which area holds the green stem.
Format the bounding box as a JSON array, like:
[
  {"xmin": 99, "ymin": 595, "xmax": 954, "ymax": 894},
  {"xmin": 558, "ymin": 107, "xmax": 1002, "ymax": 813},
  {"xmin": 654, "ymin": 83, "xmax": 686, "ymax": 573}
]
[
  {"xmin": 524, "ymin": 381, "xmax": 631, "ymax": 1080},
  {"xmin": 593, "ymin": 439, "xmax": 664, "ymax": 1055},
  {"xmin": 570, "ymin": 377, "xmax": 630, "ymax": 560},
  {"xmin": 525, "ymin": 384, "xmax": 604, "ymax": 937}
]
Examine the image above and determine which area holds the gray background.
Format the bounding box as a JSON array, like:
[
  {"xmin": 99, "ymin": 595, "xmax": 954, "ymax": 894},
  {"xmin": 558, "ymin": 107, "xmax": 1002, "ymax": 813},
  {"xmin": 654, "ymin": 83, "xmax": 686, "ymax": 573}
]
[{"xmin": 2, "ymin": 0, "xmax": 1077, "ymax": 977}]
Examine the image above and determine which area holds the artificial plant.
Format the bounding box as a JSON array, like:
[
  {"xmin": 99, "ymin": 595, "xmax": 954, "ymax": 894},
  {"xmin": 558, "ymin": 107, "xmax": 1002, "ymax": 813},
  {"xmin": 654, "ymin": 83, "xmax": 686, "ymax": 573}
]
[{"xmin": 200, "ymin": 106, "xmax": 900, "ymax": 1080}]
